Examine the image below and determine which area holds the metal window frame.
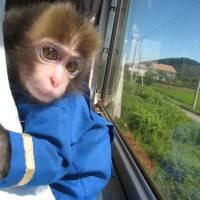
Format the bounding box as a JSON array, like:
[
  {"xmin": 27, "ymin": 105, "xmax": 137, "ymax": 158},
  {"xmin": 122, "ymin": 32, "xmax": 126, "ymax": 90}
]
[
  {"xmin": 92, "ymin": 0, "xmax": 118, "ymax": 104},
  {"xmin": 100, "ymin": 0, "xmax": 122, "ymax": 102}
]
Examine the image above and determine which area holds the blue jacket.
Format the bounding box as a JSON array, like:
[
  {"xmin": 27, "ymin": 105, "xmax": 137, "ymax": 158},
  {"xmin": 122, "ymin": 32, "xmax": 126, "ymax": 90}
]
[{"xmin": 0, "ymin": 93, "xmax": 114, "ymax": 200}]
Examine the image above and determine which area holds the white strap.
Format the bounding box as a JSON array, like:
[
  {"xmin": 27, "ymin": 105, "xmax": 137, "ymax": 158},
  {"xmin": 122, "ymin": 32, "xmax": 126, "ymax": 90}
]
[{"xmin": 0, "ymin": 1, "xmax": 55, "ymax": 199}]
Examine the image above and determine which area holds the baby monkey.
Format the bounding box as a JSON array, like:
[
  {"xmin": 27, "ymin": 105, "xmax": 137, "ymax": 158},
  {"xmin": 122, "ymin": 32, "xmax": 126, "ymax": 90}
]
[
  {"xmin": 5, "ymin": 2, "xmax": 101, "ymax": 103},
  {"xmin": 1, "ymin": 2, "xmax": 103, "ymax": 182}
]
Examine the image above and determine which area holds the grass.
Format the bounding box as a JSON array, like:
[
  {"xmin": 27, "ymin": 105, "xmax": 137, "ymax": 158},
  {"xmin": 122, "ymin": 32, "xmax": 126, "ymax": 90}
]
[{"xmin": 153, "ymin": 83, "xmax": 200, "ymax": 113}]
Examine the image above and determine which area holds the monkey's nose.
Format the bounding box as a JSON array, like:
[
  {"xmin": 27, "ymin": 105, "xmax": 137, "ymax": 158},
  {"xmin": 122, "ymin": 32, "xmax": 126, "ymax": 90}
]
[{"xmin": 50, "ymin": 76, "xmax": 60, "ymax": 88}]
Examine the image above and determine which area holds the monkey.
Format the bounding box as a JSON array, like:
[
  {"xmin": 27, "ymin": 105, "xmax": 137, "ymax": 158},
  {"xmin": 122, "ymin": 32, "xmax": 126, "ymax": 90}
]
[
  {"xmin": 5, "ymin": 2, "xmax": 101, "ymax": 103},
  {"xmin": 0, "ymin": 2, "xmax": 113, "ymax": 200}
]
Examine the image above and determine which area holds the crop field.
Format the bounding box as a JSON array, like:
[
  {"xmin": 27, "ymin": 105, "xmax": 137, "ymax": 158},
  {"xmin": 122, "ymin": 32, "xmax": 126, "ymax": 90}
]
[{"xmin": 153, "ymin": 84, "xmax": 200, "ymax": 111}]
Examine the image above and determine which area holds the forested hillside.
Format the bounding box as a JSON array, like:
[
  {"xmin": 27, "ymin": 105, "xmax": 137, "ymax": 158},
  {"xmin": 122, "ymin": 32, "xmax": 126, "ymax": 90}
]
[{"xmin": 156, "ymin": 57, "xmax": 200, "ymax": 79}]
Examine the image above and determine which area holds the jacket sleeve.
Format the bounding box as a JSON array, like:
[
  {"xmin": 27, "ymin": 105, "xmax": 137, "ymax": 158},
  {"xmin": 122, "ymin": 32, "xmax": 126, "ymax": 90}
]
[{"xmin": 0, "ymin": 105, "xmax": 70, "ymax": 187}]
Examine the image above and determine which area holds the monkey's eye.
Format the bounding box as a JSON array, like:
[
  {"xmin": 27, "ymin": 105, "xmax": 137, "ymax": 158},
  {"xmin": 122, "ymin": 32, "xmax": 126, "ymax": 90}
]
[
  {"xmin": 42, "ymin": 47, "xmax": 58, "ymax": 61},
  {"xmin": 66, "ymin": 61, "xmax": 79, "ymax": 74}
]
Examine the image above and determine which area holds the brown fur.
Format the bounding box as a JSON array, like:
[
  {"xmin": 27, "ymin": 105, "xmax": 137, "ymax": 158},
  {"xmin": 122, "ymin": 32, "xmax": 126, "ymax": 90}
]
[
  {"xmin": 4, "ymin": 2, "xmax": 101, "ymax": 96},
  {"xmin": 0, "ymin": 127, "xmax": 10, "ymax": 178},
  {"xmin": 27, "ymin": 3, "xmax": 101, "ymax": 58}
]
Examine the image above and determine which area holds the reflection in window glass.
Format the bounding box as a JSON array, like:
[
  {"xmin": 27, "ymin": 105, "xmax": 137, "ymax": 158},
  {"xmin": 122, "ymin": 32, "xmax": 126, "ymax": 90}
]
[{"xmin": 107, "ymin": 0, "xmax": 200, "ymax": 199}]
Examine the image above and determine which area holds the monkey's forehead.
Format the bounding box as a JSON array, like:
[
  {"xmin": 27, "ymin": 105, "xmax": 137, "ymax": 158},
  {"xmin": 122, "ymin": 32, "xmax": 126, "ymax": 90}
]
[{"xmin": 26, "ymin": 3, "xmax": 101, "ymax": 58}]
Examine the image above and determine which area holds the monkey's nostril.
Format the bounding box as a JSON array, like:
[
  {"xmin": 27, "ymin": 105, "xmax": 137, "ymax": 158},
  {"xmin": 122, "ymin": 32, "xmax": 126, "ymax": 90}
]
[{"xmin": 50, "ymin": 76, "xmax": 60, "ymax": 88}]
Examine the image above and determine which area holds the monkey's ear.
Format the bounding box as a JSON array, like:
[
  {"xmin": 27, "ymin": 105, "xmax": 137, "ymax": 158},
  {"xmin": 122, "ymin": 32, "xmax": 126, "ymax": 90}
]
[{"xmin": 4, "ymin": 10, "xmax": 22, "ymax": 34}]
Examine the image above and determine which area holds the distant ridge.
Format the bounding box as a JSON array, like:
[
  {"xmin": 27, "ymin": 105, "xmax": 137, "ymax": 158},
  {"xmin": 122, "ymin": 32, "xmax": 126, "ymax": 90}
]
[
  {"xmin": 142, "ymin": 58, "xmax": 200, "ymax": 80},
  {"xmin": 127, "ymin": 57, "xmax": 200, "ymax": 80},
  {"xmin": 156, "ymin": 57, "xmax": 200, "ymax": 79}
]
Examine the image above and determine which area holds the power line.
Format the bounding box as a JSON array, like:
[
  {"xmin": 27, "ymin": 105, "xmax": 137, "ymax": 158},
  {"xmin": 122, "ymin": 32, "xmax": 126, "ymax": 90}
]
[{"xmin": 141, "ymin": 0, "xmax": 200, "ymax": 40}]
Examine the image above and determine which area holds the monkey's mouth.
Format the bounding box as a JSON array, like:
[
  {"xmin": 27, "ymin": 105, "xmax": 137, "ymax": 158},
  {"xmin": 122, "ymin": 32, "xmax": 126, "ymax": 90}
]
[{"xmin": 25, "ymin": 81, "xmax": 65, "ymax": 103}]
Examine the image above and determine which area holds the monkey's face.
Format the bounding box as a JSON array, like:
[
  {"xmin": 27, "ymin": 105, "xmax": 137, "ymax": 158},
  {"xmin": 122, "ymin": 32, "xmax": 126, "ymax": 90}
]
[
  {"xmin": 5, "ymin": 3, "xmax": 101, "ymax": 103},
  {"xmin": 21, "ymin": 38, "xmax": 83, "ymax": 103}
]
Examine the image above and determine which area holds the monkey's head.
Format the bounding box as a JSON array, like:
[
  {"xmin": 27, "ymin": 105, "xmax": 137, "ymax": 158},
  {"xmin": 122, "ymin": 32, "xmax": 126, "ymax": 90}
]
[{"xmin": 4, "ymin": 2, "xmax": 101, "ymax": 103}]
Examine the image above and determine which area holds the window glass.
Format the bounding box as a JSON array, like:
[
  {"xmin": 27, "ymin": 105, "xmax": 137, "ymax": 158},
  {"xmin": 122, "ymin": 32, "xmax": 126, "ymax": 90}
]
[{"xmin": 106, "ymin": 0, "xmax": 200, "ymax": 199}]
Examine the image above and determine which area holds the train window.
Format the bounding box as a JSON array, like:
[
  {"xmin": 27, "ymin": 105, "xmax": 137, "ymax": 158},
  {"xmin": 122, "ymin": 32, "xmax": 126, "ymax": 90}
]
[{"xmin": 101, "ymin": 0, "xmax": 200, "ymax": 199}]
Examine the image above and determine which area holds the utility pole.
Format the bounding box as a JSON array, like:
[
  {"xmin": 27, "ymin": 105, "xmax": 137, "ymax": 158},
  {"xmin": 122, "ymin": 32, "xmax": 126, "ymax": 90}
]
[
  {"xmin": 138, "ymin": 40, "xmax": 143, "ymax": 86},
  {"xmin": 192, "ymin": 79, "xmax": 200, "ymax": 110},
  {"xmin": 130, "ymin": 38, "xmax": 139, "ymax": 80}
]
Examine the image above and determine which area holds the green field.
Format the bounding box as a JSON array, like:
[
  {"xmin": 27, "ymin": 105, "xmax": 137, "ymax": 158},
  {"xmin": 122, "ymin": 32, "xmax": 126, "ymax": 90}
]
[
  {"xmin": 153, "ymin": 84, "xmax": 200, "ymax": 112},
  {"xmin": 116, "ymin": 81, "xmax": 200, "ymax": 200}
]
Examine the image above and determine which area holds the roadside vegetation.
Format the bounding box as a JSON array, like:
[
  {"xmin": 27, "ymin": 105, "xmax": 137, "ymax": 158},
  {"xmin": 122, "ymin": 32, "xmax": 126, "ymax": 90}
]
[{"xmin": 116, "ymin": 79, "xmax": 200, "ymax": 200}]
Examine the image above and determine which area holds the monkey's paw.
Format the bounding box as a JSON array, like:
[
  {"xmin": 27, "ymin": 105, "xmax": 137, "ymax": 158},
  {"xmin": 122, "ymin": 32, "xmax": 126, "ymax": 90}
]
[{"xmin": 0, "ymin": 125, "xmax": 10, "ymax": 179}]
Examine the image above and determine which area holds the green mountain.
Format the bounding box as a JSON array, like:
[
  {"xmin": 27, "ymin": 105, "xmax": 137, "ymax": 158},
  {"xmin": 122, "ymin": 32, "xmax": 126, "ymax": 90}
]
[{"xmin": 156, "ymin": 57, "xmax": 200, "ymax": 80}]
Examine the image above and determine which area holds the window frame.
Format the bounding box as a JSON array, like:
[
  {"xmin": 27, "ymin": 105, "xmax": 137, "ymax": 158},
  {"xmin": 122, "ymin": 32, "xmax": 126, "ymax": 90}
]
[{"xmin": 94, "ymin": 0, "xmax": 165, "ymax": 199}]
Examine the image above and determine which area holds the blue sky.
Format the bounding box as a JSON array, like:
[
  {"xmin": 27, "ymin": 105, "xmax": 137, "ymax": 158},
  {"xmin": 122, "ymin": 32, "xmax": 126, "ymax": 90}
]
[{"xmin": 124, "ymin": 0, "xmax": 200, "ymax": 62}]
